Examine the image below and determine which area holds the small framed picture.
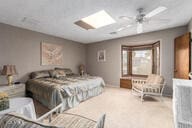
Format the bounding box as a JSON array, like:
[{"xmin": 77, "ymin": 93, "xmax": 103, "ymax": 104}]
[{"xmin": 97, "ymin": 50, "xmax": 106, "ymax": 62}]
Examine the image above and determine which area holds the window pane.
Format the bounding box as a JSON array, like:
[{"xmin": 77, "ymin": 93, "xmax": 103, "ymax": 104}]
[
  {"xmin": 122, "ymin": 50, "xmax": 129, "ymax": 75},
  {"xmin": 153, "ymin": 45, "xmax": 160, "ymax": 74},
  {"xmin": 156, "ymin": 46, "xmax": 160, "ymax": 74},
  {"xmin": 132, "ymin": 50, "xmax": 152, "ymax": 75}
]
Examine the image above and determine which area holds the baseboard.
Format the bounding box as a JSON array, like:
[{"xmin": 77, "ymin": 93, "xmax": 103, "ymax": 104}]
[
  {"xmin": 163, "ymin": 93, "xmax": 172, "ymax": 98},
  {"xmin": 163, "ymin": 88, "xmax": 173, "ymax": 97},
  {"xmin": 105, "ymin": 84, "xmax": 120, "ymax": 88}
]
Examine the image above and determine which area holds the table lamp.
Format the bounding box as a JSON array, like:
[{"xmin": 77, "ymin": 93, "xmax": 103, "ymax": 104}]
[
  {"xmin": 79, "ymin": 64, "xmax": 85, "ymax": 76},
  {"xmin": 1, "ymin": 65, "xmax": 17, "ymax": 86}
]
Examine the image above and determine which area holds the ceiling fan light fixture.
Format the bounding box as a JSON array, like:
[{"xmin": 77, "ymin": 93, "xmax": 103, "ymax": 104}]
[
  {"xmin": 145, "ymin": 6, "xmax": 167, "ymax": 18},
  {"xmin": 137, "ymin": 23, "xmax": 143, "ymax": 34}
]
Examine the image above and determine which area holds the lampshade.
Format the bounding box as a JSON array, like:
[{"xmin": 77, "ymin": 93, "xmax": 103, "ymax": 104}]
[
  {"xmin": 79, "ymin": 64, "xmax": 85, "ymax": 70},
  {"xmin": 1, "ymin": 65, "xmax": 18, "ymax": 76}
]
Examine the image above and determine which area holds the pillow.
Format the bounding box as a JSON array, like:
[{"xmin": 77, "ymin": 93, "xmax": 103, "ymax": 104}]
[
  {"xmin": 146, "ymin": 74, "xmax": 164, "ymax": 84},
  {"xmin": 30, "ymin": 70, "xmax": 51, "ymax": 79},
  {"xmin": 55, "ymin": 68, "xmax": 73, "ymax": 76},
  {"xmin": 50, "ymin": 70, "xmax": 66, "ymax": 78}
]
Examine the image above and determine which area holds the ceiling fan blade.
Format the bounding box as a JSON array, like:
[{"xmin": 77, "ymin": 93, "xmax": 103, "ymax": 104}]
[
  {"xmin": 144, "ymin": 18, "xmax": 170, "ymax": 25},
  {"xmin": 117, "ymin": 25, "xmax": 132, "ymax": 31},
  {"xmin": 117, "ymin": 27, "xmax": 126, "ymax": 32},
  {"xmin": 110, "ymin": 25, "xmax": 132, "ymax": 34},
  {"xmin": 137, "ymin": 23, "xmax": 143, "ymax": 34},
  {"xmin": 150, "ymin": 18, "xmax": 170, "ymax": 23},
  {"xmin": 145, "ymin": 6, "xmax": 167, "ymax": 18},
  {"xmin": 110, "ymin": 32, "xmax": 118, "ymax": 35},
  {"xmin": 119, "ymin": 16, "xmax": 135, "ymax": 21}
]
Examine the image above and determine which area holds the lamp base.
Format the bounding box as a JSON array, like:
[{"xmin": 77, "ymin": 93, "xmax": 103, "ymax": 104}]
[{"xmin": 7, "ymin": 75, "xmax": 13, "ymax": 86}]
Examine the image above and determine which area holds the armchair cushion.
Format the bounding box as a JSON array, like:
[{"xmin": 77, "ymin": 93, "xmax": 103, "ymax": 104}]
[
  {"xmin": 132, "ymin": 74, "xmax": 164, "ymax": 93},
  {"xmin": 146, "ymin": 74, "xmax": 164, "ymax": 85},
  {"xmin": 49, "ymin": 113, "xmax": 105, "ymax": 128},
  {"xmin": 50, "ymin": 113, "xmax": 96, "ymax": 128}
]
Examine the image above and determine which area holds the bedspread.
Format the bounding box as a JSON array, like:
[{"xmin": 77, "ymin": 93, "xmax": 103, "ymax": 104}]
[{"xmin": 26, "ymin": 75, "xmax": 105, "ymax": 109}]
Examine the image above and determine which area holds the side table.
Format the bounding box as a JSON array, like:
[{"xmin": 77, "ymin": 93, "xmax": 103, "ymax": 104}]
[{"xmin": 0, "ymin": 97, "xmax": 36, "ymax": 119}]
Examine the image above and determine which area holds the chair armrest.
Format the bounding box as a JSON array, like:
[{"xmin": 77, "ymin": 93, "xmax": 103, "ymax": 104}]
[
  {"xmin": 143, "ymin": 83, "xmax": 164, "ymax": 88},
  {"xmin": 62, "ymin": 112, "xmax": 97, "ymax": 122},
  {"xmin": 37, "ymin": 104, "xmax": 63, "ymax": 122},
  {"xmin": 143, "ymin": 82, "xmax": 166, "ymax": 94}
]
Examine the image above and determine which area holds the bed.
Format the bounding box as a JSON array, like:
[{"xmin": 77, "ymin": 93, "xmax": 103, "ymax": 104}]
[{"xmin": 26, "ymin": 68, "xmax": 105, "ymax": 110}]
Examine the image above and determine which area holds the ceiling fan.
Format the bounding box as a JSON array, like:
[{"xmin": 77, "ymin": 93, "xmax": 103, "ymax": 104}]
[{"xmin": 110, "ymin": 6, "xmax": 168, "ymax": 34}]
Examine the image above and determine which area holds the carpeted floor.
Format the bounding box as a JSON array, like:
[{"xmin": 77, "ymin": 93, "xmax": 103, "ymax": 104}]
[{"xmin": 35, "ymin": 87, "xmax": 173, "ymax": 128}]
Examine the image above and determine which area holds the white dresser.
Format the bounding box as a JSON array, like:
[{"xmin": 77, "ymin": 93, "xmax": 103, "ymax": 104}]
[
  {"xmin": 0, "ymin": 84, "xmax": 25, "ymax": 98},
  {"xmin": 173, "ymin": 79, "xmax": 192, "ymax": 128}
]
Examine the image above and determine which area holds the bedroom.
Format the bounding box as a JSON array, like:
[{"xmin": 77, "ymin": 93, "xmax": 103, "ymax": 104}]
[{"xmin": 0, "ymin": 0, "xmax": 192, "ymax": 128}]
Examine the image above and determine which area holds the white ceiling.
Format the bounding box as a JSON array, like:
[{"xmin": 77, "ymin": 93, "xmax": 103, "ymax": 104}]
[{"xmin": 0, "ymin": 0, "xmax": 191, "ymax": 43}]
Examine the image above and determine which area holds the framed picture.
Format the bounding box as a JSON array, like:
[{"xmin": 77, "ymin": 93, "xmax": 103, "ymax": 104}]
[
  {"xmin": 41, "ymin": 41, "xmax": 63, "ymax": 65},
  {"xmin": 97, "ymin": 50, "xmax": 106, "ymax": 62}
]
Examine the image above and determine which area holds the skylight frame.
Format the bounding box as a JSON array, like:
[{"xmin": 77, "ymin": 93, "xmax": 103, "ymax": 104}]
[{"xmin": 81, "ymin": 10, "xmax": 116, "ymax": 29}]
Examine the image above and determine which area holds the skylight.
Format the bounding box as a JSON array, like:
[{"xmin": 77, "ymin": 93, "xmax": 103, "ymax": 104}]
[{"xmin": 81, "ymin": 10, "xmax": 116, "ymax": 29}]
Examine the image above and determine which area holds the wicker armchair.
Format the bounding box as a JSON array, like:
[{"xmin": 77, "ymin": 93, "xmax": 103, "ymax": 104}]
[
  {"xmin": 0, "ymin": 103, "xmax": 106, "ymax": 128},
  {"xmin": 132, "ymin": 74, "xmax": 166, "ymax": 102}
]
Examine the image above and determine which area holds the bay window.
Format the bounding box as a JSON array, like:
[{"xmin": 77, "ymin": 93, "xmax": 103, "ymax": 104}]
[{"xmin": 121, "ymin": 41, "xmax": 160, "ymax": 77}]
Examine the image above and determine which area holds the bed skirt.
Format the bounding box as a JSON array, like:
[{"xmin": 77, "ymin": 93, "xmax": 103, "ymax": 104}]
[
  {"xmin": 62, "ymin": 86, "xmax": 104, "ymax": 111},
  {"xmin": 31, "ymin": 86, "xmax": 104, "ymax": 110}
]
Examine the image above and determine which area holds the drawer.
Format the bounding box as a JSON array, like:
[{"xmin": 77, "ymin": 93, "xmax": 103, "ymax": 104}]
[
  {"xmin": 8, "ymin": 86, "xmax": 25, "ymax": 93},
  {"xmin": 12, "ymin": 85, "xmax": 25, "ymax": 90},
  {"xmin": 7, "ymin": 89, "xmax": 24, "ymax": 95},
  {"xmin": 9, "ymin": 92, "xmax": 25, "ymax": 98},
  {"xmin": 0, "ymin": 84, "xmax": 26, "ymax": 98}
]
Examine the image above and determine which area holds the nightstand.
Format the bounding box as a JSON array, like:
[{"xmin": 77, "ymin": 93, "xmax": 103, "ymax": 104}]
[{"xmin": 0, "ymin": 84, "xmax": 25, "ymax": 98}]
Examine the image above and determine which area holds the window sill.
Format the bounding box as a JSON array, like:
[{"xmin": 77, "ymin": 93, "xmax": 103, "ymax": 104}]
[{"xmin": 121, "ymin": 75, "xmax": 148, "ymax": 79}]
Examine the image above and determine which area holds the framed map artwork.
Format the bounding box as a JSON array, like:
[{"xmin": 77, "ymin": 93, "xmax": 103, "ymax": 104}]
[{"xmin": 41, "ymin": 42, "xmax": 63, "ymax": 65}]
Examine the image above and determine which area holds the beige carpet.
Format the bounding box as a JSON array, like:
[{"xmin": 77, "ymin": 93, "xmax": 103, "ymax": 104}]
[{"xmin": 35, "ymin": 87, "xmax": 173, "ymax": 128}]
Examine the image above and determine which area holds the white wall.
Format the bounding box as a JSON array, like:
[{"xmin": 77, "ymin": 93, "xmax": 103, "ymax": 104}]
[{"xmin": 87, "ymin": 26, "xmax": 187, "ymax": 95}]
